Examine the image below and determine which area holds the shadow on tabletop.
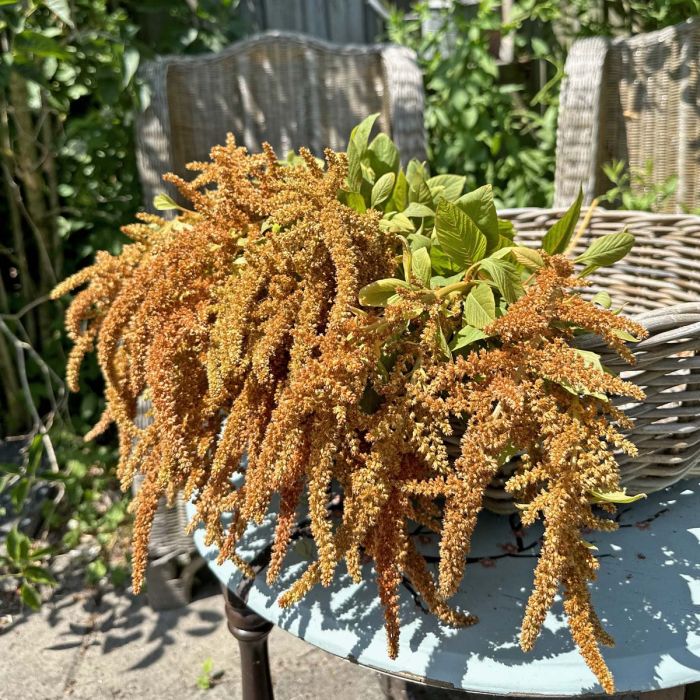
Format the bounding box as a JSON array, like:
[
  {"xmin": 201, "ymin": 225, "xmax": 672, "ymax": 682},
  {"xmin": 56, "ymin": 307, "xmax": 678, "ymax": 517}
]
[{"xmin": 196, "ymin": 479, "xmax": 700, "ymax": 696}]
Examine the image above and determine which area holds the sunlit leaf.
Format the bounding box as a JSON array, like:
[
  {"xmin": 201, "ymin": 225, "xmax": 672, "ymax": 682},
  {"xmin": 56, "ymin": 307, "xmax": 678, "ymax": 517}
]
[
  {"xmin": 478, "ymin": 257, "xmax": 522, "ymax": 302},
  {"xmin": 463, "ymin": 283, "xmax": 495, "ymax": 329},
  {"xmin": 542, "ymin": 187, "xmax": 583, "ymax": 254},
  {"xmin": 435, "ymin": 199, "xmax": 487, "ymax": 268},
  {"xmin": 358, "ymin": 278, "xmax": 411, "ymax": 307},
  {"xmin": 576, "ymin": 231, "xmax": 635, "ymax": 276},
  {"xmin": 449, "ymin": 325, "xmax": 487, "ymax": 352},
  {"xmin": 371, "ymin": 172, "xmax": 396, "ymax": 209},
  {"xmin": 122, "ymin": 47, "xmax": 140, "ymax": 88},
  {"xmin": 153, "ymin": 193, "xmax": 180, "ymax": 211},
  {"xmin": 456, "ymin": 185, "xmax": 499, "ymax": 252},
  {"xmin": 346, "ymin": 192, "xmax": 367, "ymax": 213},
  {"xmin": 347, "ymin": 113, "xmax": 379, "ymax": 192},
  {"xmin": 427, "ymin": 174, "xmax": 466, "ymax": 202},
  {"xmin": 613, "ymin": 328, "xmax": 642, "ymax": 342},
  {"xmin": 368, "ymin": 133, "xmax": 399, "ymax": 174},
  {"xmin": 591, "ymin": 291, "xmax": 613, "ymax": 308},
  {"xmin": 403, "ymin": 202, "xmax": 434, "ymax": 218},
  {"xmin": 42, "ymin": 0, "xmax": 74, "ymax": 26},
  {"xmin": 589, "ymin": 489, "xmax": 646, "ymax": 504},
  {"xmin": 411, "ymin": 247, "xmax": 432, "ymax": 287}
]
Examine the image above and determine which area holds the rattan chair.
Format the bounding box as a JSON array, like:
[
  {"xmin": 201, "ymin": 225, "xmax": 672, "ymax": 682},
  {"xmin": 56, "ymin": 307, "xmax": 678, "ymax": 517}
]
[
  {"xmin": 554, "ymin": 17, "xmax": 700, "ymax": 213},
  {"xmin": 475, "ymin": 207, "xmax": 700, "ymax": 513},
  {"xmin": 136, "ymin": 30, "xmax": 426, "ymax": 209},
  {"xmin": 133, "ymin": 30, "xmax": 426, "ymax": 608}
]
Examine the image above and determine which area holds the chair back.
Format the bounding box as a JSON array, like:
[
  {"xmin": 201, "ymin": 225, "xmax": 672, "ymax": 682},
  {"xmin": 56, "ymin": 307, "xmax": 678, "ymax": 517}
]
[
  {"xmin": 136, "ymin": 30, "xmax": 426, "ymax": 207},
  {"xmin": 555, "ymin": 18, "xmax": 700, "ymax": 213}
]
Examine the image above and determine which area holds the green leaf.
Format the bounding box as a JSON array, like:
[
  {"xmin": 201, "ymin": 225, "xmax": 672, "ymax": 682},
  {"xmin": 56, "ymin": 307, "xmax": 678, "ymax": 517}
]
[
  {"xmin": 498, "ymin": 218, "xmax": 516, "ymax": 241},
  {"xmin": 589, "ymin": 489, "xmax": 646, "ymax": 504},
  {"xmin": 478, "ymin": 258, "xmax": 523, "ymax": 303},
  {"xmin": 0, "ymin": 463, "xmax": 22, "ymax": 475},
  {"xmin": 542, "ymin": 187, "xmax": 583, "ymax": 254},
  {"xmin": 509, "ymin": 246, "xmax": 544, "ymax": 270},
  {"xmin": 449, "ymin": 325, "xmax": 487, "ymax": 352},
  {"xmin": 463, "ymin": 283, "xmax": 496, "ymax": 329},
  {"xmin": 22, "ymin": 565, "xmax": 57, "ymax": 586},
  {"xmin": 427, "ymin": 174, "xmax": 466, "ymax": 202},
  {"xmin": 358, "ymin": 278, "xmax": 411, "ymax": 307},
  {"xmin": 435, "ymin": 199, "xmax": 487, "ymax": 268},
  {"xmin": 613, "ymin": 328, "xmax": 642, "ymax": 342},
  {"xmin": 437, "ymin": 325, "xmax": 452, "ymax": 360},
  {"xmin": 371, "ymin": 172, "xmax": 395, "ymax": 209},
  {"xmin": 576, "ymin": 231, "xmax": 635, "ymax": 276},
  {"xmin": 345, "ymin": 192, "xmax": 366, "ymax": 213},
  {"xmin": 20, "ymin": 582, "xmax": 41, "ymax": 610},
  {"xmin": 10, "ymin": 479, "xmax": 30, "ymax": 511},
  {"xmin": 368, "ymin": 133, "xmax": 399, "ymax": 174},
  {"xmin": 406, "ymin": 160, "xmax": 428, "ymax": 190},
  {"xmin": 430, "ymin": 271, "xmax": 464, "ymax": 289},
  {"xmin": 409, "ymin": 233, "xmax": 432, "ymax": 251},
  {"xmin": 409, "ymin": 178, "xmax": 433, "ymax": 206},
  {"xmin": 456, "ymin": 185, "xmax": 499, "ymax": 252},
  {"xmin": 429, "ymin": 245, "xmax": 460, "ymax": 276},
  {"xmin": 347, "ymin": 113, "xmax": 379, "ymax": 192},
  {"xmin": 360, "ymin": 161, "xmax": 375, "ymax": 184},
  {"xmin": 574, "ymin": 349, "xmax": 603, "ymax": 373},
  {"xmin": 591, "ymin": 291, "xmax": 613, "ymax": 309},
  {"xmin": 393, "ymin": 170, "xmax": 408, "ymax": 211},
  {"xmin": 402, "ymin": 202, "xmax": 434, "ymax": 218},
  {"xmin": 411, "ymin": 247, "xmax": 432, "ymax": 287},
  {"xmin": 6, "ymin": 527, "xmax": 20, "ymax": 563},
  {"xmin": 42, "ymin": 0, "xmax": 74, "ymax": 26},
  {"xmin": 153, "ymin": 193, "xmax": 180, "ymax": 211},
  {"xmin": 16, "ymin": 31, "xmax": 70, "ymax": 59},
  {"xmin": 122, "ymin": 47, "xmax": 140, "ymax": 89}
]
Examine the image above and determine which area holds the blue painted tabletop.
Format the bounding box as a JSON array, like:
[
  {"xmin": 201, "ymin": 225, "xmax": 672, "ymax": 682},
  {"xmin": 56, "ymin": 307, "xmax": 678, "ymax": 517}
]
[{"xmin": 187, "ymin": 478, "xmax": 700, "ymax": 696}]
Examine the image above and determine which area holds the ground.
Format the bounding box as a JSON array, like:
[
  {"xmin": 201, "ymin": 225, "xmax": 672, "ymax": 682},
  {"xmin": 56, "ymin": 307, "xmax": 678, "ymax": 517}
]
[{"xmin": 0, "ymin": 576, "xmax": 386, "ymax": 700}]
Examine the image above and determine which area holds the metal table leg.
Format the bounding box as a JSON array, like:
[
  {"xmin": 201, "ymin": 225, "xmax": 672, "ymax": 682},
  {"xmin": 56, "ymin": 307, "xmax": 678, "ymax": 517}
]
[{"xmin": 222, "ymin": 585, "xmax": 275, "ymax": 700}]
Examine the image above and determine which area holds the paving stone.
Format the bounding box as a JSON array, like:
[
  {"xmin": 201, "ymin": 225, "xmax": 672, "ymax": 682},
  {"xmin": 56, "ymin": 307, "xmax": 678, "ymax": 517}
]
[{"xmin": 0, "ymin": 586, "xmax": 385, "ymax": 700}]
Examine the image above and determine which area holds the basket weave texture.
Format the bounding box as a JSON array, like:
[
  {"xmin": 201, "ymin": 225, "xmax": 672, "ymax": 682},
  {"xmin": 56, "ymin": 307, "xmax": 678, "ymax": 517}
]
[
  {"xmin": 135, "ymin": 30, "xmax": 426, "ymax": 210},
  {"xmin": 472, "ymin": 207, "xmax": 700, "ymax": 514}
]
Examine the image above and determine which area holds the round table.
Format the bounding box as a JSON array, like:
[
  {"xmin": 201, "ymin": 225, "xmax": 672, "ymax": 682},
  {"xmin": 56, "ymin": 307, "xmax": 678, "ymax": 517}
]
[{"xmin": 187, "ymin": 478, "xmax": 700, "ymax": 698}]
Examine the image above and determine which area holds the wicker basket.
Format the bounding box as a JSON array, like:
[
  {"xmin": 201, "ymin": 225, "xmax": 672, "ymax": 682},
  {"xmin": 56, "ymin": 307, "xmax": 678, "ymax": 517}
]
[
  {"xmin": 468, "ymin": 207, "xmax": 700, "ymax": 513},
  {"xmin": 133, "ymin": 207, "xmax": 700, "ymax": 519}
]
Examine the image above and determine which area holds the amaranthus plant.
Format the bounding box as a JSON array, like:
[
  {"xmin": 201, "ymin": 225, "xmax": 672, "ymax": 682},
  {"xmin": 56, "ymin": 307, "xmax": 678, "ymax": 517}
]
[{"xmin": 53, "ymin": 115, "xmax": 648, "ymax": 694}]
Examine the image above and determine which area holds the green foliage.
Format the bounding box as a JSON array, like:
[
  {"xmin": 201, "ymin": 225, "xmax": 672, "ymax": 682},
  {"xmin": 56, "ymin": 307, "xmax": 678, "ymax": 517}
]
[
  {"xmin": 387, "ymin": 0, "xmax": 698, "ymax": 209},
  {"xmin": 196, "ymin": 658, "xmax": 215, "ymax": 691},
  {"xmin": 387, "ymin": 0, "xmax": 562, "ymax": 208},
  {"xmin": 555, "ymin": 0, "xmax": 700, "ymax": 37},
  {"xmin": 0, "ymin": 0, "xmax": 245, "ymax": 611},
  {"xmin": 601, "ymin": 159, "xmax": 679, "ymax": 213},
  {"xmin": 541, "ymin": 187, "xmax": 583, "ymax": 254},
  {"xmin": 349, "ymin": 124, "xmax": 635, "ymax": 362},
  {"xmin": 0, "ymin": 429, "xmax": 128, "ymax": 609},
  {"xmin": 0, "ymin": 0, "xmax": 246, "ymax": 436},
  {"xmin": 1, "ymin": 526, "xmax": 55, "ymax": 610}
]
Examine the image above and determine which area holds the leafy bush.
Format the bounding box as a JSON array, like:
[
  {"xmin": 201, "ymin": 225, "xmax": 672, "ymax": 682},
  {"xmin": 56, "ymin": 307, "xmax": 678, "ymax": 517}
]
[
  {"xmin": 0, "ymin": 0, "xmax": 245, "ymax": 612},
  {"xmin": 388, "ymin": 0, "xmax": 700, "ymax": 209},
  {"xmin": 387, "ymin": 0, "xmax": 562, "ymax": 208}
]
